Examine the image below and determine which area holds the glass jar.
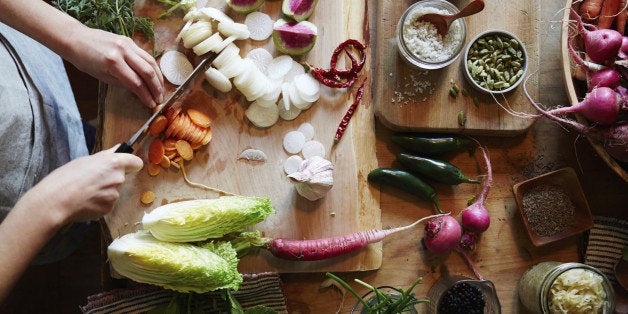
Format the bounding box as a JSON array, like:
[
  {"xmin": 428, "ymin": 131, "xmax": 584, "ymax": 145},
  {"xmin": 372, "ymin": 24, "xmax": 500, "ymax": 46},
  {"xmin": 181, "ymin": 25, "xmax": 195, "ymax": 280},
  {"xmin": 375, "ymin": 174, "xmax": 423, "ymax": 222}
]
[
  {"xmin": 396, "ymin": 0, "xmax": 467, "ymax": 70},
  {"xmin": 518, "ymin": 262, "xmax": 615, "ymax": 313},
  {"xmin": 350, "ymin": 286, "xmax": 419, "ymax": 313}
]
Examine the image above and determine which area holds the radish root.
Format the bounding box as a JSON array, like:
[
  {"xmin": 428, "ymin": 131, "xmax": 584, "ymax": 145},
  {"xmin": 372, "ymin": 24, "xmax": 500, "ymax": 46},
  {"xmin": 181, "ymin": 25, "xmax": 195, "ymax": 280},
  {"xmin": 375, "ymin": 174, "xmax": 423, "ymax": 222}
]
[{"xmin": 180, "ymin": 162, "xmax": 238, "ymax": 196}]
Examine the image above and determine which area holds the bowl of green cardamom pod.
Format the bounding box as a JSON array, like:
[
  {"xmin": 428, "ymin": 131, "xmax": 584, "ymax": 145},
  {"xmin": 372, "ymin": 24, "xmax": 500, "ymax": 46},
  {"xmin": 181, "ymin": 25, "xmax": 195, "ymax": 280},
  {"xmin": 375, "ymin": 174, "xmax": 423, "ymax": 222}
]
[{"xmin": 463, "ymin": 29, "xmax": 528, "ymax": 94}]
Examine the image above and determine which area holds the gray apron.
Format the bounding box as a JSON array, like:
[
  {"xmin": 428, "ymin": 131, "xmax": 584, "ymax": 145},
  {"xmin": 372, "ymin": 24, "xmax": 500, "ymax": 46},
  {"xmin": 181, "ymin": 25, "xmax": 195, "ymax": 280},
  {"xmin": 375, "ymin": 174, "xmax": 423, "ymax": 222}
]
[{"xmin": 0, "ymin": 22, "xmax": 89, "ymax": 264}]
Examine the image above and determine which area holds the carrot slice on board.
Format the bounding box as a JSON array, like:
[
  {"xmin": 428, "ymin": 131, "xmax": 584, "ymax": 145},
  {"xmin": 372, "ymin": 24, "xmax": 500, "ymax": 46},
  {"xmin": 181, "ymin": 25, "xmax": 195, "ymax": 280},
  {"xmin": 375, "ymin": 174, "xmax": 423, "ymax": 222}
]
[
  {"xmin": 148, "ymin": 139, "xmax": 165, "ymax": 164},
  {"xmin": 149, "ymin": 115, "xmax": 168, "ymax": 136},
  {"xmin": 201, "ymin": 128, "xmax": 213, "ymax": 145},
  {"xmin": 163, "ymin": 137, "xmax": 177, "ymax": 150},
  {"xmin": 160, "ymin": 154, "xmax": 171, "ymax": 168},
  {"xmin": 147, "ymin": 162, "xmax": 161, "ymax": 176},
  {"xmin": 176, "ymin": 139, "xmax": 194, "ymax": 161},
  {"xmin": 140, "ymin": 191, "xmax": 156, "ymax": 205},
  {"xmin": 187, "ymin": 108, "xmax": 212, "ymax": 128}
]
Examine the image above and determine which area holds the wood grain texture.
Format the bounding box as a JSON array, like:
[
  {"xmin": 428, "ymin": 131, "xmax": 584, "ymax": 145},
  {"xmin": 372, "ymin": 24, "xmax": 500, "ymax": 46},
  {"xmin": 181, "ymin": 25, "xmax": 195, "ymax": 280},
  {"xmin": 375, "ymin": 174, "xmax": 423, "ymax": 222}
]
[
  {"xmin": 101, "ymin": 0, "xmax": 380, "ymax": 273},
  {"xmin": 371, "ymin": 0, "xmax": 540, "ymax": 136}
]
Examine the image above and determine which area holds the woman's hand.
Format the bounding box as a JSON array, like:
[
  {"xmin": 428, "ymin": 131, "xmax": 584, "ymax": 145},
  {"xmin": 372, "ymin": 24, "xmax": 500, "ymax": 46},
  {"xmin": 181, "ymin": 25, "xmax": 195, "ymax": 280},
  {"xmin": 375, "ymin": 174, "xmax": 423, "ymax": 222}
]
[
  {"xmin": 20, "ymin": 146, "xmax": 144, "ymax": 225},
  {"xmin": 67, "ymin": 27, "xmax": 165, "ymax": 108}
]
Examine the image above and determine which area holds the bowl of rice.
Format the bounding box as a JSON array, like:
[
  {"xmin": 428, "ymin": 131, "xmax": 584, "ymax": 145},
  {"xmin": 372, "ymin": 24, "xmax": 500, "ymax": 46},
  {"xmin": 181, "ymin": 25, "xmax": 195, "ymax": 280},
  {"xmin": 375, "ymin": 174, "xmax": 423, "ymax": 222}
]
[{"xmin": 396, "ymin": 0, "xmax": 467, "ymax": 70}]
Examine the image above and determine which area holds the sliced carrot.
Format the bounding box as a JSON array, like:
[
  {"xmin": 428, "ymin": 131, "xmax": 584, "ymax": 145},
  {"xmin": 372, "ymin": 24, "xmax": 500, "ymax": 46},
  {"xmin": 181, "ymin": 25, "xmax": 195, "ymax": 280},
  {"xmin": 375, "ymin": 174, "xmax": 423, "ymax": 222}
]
[
  {"xmin": 163, "ymin": 137, "xmax": 177, "ymax": 150},
  {"xmin": 160, "ymin": 154, "xmax": 171, "ymax": 168},
  {"xmin": 201, "ymin": 128, "xmax": 213, "ymax": 145},
  {"xmin": 190, "ymin": 141, "xmax": 203, "ymax": 150},
  {"xmin": 140, "ymin": 191, "xmax": 156, "ymax": 205},
  {"xmin": 149, "ymin": 115, "xmax": 168, "ymax": 136},
  {"xmin": 147, "ymin": 162, "xmax": 161, "ymax": 176},
  {"xmin": 599, "ymin": 0, "xmax": 622, "ymax": 29},
  {"xmin": 187, "ymin": 108, "xmax": 212, "ymax": 128},
  {"xmin": 148, "ymin": 139, "xmax": 165, "ymax": 164},
  {"xmin": 176, "ymin": 139, "xmax": 194, "ymax": 161},
  {"xmin": 171, "ymin": 156, "xmax": 183, "ymax": 169}
]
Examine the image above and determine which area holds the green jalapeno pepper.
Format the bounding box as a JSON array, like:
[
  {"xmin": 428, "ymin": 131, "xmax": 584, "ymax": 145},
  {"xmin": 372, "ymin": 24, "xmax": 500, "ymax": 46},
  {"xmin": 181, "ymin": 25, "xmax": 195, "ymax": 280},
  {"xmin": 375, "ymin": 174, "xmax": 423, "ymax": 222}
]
[
  {"xmin": 367, "ymin": 168, "xmax": 442, "ymax": 213},
  {"xmin": 396, "ymin": 153, "xmax": 479, "ymax": 185},
  {"xmin": 391, "ymin": 133, "xmax": 476, "ymax": 156}
]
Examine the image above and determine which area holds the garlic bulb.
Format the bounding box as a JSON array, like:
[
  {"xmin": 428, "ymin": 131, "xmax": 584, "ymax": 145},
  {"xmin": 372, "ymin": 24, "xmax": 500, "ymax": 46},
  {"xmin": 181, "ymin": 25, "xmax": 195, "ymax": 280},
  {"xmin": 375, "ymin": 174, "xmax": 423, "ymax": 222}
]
[{"xmin": 287, "ymin": 156, "xmax": 334, "ymax": 201}]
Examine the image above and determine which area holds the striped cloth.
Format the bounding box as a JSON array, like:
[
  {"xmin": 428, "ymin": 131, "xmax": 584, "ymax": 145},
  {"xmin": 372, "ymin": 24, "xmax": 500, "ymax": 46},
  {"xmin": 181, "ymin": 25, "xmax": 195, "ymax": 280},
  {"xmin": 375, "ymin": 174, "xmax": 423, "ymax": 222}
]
[
  {"xmin": 81, "ymin": 273, "xmax": 288, "ymax": 313},
  {"xmin": 584, "ymin": 216, "xmax": 628, "ymax": 284}
]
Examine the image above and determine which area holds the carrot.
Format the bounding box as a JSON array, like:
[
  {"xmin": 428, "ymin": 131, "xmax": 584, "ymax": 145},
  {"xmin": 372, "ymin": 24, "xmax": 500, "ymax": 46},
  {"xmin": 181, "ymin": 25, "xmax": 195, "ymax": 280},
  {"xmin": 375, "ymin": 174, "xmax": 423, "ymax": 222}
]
[
  {"xmin": 266, "ymin": 213, "xmax": 445, "ymax": 261},
  {"xmin": 148, "ymin": 139, "xmax": 165, "ymax": 164},
  {"xmin": 140, "ymin": 191, "xmax": 156, "ymax": 205},
  {"xmin": 616, "ymin": 0, "xmax": 628, "ymax": 34},
  {"xmin": 599, "ymin": 0, "xmax": 622, "ymax": 29},
  {"xmin": 147, "ymin": 162, "xmax": 161, "ymax": 176},
  {"xmin": 149, "ymin": 115, "xmax": 168, "ymax": 136},
  {"xmin": 187, "ymin": 108, "xmax": 211, "ymax": 128},
  {"xmin": 175, "ymin": 139, "xmax": 194, "ymax": 161},
  {"xmin": 581, "ymin": 0, "xmax": 605, "ymax": 22}
]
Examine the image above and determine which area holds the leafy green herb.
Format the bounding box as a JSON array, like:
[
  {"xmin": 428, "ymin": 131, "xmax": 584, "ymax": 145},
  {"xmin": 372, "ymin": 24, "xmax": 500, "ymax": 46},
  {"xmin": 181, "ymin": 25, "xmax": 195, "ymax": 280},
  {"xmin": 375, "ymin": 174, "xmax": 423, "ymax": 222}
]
[
  {"xmin": 52, "ymin": 0, "xmax": 154, "ymax": 43},
  {"xmin": 325, "ymin": 272, "xmax": 429, "ymax": 313}
]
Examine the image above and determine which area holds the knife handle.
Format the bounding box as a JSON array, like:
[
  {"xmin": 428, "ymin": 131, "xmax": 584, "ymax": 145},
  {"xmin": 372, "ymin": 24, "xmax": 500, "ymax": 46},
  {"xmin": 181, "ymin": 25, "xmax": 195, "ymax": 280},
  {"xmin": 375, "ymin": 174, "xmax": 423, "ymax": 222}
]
[{"xmin": 115, "ymin": 142, "xmax": 134, "ymax": 154}]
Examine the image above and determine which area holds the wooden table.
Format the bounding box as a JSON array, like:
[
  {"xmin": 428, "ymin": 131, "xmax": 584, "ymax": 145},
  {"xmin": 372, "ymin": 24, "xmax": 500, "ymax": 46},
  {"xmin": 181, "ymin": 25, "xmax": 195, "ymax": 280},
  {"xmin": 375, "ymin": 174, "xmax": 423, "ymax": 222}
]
[
  {"xmin": 97, "ymin": 0, "xmax": 627, "ymax": 312},
  {"xmin": 277, "ymin": 1, "xmax": 628, "ymax": 312}
]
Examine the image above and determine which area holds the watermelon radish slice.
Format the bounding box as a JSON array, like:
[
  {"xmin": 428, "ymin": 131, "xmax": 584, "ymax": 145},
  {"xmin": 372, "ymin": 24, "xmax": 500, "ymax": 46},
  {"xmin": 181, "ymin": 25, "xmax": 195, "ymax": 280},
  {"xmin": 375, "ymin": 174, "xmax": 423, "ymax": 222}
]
[
  {"xmin": 272, "ymin": 18, "xmax": 317, "ymax": 56},
  {"xmin": 226, "ymin": 0, "xmax": 265, "ymax": 14},
  {"xmin": 282, "ymin": 0, "xmax": 318, "ymax": 22}
]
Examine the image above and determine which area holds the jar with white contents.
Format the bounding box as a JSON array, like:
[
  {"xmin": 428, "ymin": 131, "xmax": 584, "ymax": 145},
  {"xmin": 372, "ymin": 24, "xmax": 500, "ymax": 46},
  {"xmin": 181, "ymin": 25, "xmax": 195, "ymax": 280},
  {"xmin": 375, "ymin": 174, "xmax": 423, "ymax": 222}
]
[
  {"xmin": 518, "ymin": 262, "xmax": 615, "ymax": 313},
  {"xmin": 396, "ymin": 0, "xmax": 467, "ymax": 70}
]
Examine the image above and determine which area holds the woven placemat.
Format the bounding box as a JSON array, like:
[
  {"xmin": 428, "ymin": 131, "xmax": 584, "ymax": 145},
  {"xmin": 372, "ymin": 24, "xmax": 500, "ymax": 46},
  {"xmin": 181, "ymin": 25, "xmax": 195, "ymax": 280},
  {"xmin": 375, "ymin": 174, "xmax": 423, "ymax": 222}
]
[
  {"xmin": 584, "ymin": 216, "xmax": 628, "ymax": 284},
  {"xmin": 81, "ymin": 272, "xmax": 287, "ymax": 313}
]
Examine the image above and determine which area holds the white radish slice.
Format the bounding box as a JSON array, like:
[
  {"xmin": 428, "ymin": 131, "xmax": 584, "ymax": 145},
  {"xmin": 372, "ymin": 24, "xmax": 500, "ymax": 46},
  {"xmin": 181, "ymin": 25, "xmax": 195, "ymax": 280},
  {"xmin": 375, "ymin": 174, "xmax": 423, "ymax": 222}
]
[
  {"xmin": 182, "ymin": 21, "xmax": 213, "ymax": 49},
  {"xmin": 254, "ymin": 98, "xmax": 277, "ymax": 108},
  {"xmin": 283, "ymin": 130, "xmax": 306, "ymax": 154},
  {"xmin": 302, "ymin": 140, "xmax": 326, "ymax": 159},
  {"xmin": 244, "ymin": 11, "xmax": 274, "ymax": 41},
  {"xmin": 196, "ymin": 0, "xmax": 208, "ymax": 8},
  {"xmin": 175, "ymin": 20, "xmax": 193, "ymax": 43},
  {"xmin": 199, "ymin": 7, "xmax": 233, "ymax": 24},
  {"xmin": 233, "ymin": 60, "xmax": 258, "ymax": 99},
  {"xmin": 204, "ymin": 67, "xmax": 232, "ymax": 93},
  {"xmin": 297, "ymin": 122, "xmax": 315, "ymax": 140},
  {"xmin": 289, "ymin": 81, "xmax": 310, "ymax": 110},
  {"xmin": 267, "ymin": 55, "xmax": 294, "ymax": 80},
  {"xmin": 192, "ymin": 32, "xmax": 223, "ymax": 56},
  {"xmin": 212, "ymin": 43, "xmax": 240, "ymax": 69},
  {"xmin": 159, "ymin": 51, "xmax": 193, "ymax": 85},
  {"xmin": 260, "ymin": 80, "xmax": 282, "ymax": 102},
  {"xmin": 278, "ymin": 98, "xmax": 302, "ymax": 120},
  {"xmin": 245, "ymin": 101, "xmax": 279, "ymax": 128},
  {"xmin": 183, "ymin": 7, "xmax": 203, "ymax": 22},
  {"xmin": 217, "ymin": 21, "xmax": 250, "ymax": 40},
  {"xmin": 294, "ymin": 73, "xmax": 321, "ymax": 102},
  {"xmin": 239, "ymin": 148, "xmax": 267, "ymax": 162},
  {"xmin": 243, "ymin": 69, "xmax": 270, "ymax": 101},
  {"xmin": 283, "ymin": 60, "xmax": 306, "ymax": 82},
  {"xmin": 212, "ymin": 35, "xmax": 238, "ymax": 54},
  {"xmin": 284, "ymin": 155, "xmax": 304, "ymax": 175},
  {"xmin": 281, "ymin": 82, "xmax": 292, "ymax": 111},
  {"xmin": 217, "ymin": 55, "xmax": 246, "ymax": 79},
  {"xmin": 245, "ymin": 48, "xmax": 273, "ymax": 75}
]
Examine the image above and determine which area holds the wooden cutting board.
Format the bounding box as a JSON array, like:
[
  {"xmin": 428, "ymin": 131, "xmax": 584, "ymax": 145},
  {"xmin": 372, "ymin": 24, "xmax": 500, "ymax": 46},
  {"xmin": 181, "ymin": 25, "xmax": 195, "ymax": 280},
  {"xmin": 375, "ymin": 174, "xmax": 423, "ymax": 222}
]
[
  {"xmin": 101, "ymin": 0, "xmax": 381, "ymax": 273},
  {"xmin": 371, "ymin": 0, "xmax": 540, "ymax": 136}
]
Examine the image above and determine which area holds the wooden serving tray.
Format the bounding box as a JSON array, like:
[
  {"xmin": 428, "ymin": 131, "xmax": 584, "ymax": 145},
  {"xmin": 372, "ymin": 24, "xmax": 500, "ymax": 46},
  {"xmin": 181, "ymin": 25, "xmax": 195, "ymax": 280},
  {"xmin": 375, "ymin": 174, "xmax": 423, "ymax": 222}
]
[
  {"xmin": 101, "ymin": 0, "xmax": 381, "ymax": 273},
  {"xmin": 370, "ymin": 0, "xmax": 540, "ymax": 136}
]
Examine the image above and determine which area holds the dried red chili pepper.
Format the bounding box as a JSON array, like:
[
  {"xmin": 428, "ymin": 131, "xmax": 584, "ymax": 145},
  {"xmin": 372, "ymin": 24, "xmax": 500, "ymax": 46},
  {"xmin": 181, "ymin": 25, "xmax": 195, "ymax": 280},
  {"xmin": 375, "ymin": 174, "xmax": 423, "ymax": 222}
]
[
  {"xmin": 307, "ymin": 38, "xmax": 366, "ymax": 88},
  {"xmin": 334, "ymin": 78, "xmax": 367, "ymax": 144}
]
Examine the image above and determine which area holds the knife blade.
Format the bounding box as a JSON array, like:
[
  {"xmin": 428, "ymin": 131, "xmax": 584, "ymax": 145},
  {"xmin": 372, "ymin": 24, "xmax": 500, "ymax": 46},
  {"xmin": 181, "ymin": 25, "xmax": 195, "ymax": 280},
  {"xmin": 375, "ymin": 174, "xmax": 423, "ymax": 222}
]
[{"xmin": 115, "ymin": 52, "xmax": 217, "ymax": 153}]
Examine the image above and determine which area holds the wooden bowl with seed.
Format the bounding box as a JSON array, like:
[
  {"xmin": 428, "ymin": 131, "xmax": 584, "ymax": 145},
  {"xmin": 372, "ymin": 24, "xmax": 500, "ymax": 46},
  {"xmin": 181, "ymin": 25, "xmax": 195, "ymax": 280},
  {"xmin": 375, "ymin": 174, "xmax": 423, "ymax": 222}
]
[
  {"xmin": 512, "ymin": 167, "xmax": 594, "ymax": 246},
  {"xmin": 462, "ymin": 29, "xmax": 528, "ymax": 95}
]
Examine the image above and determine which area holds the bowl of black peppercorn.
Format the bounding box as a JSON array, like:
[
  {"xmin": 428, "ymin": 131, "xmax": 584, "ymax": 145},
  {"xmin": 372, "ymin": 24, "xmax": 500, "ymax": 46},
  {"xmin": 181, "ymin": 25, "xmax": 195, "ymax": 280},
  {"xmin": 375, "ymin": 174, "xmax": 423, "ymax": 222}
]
[{"xmin": 427, "ymin": 275, "xmax": 501, "ymax": 314}]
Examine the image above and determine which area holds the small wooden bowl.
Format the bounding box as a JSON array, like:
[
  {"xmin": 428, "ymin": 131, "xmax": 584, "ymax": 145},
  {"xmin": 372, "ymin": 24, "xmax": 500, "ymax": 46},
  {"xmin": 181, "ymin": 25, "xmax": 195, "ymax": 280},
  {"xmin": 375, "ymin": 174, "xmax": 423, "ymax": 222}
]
[{"xmin": 513, "ymin": 167, "xmax": 594, "ymax": 246}]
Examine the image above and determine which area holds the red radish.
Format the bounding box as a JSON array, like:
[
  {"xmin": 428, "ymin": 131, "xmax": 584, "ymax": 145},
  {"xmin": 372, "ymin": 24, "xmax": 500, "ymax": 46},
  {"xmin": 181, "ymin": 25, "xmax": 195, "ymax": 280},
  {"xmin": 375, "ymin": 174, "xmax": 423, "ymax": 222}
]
[
  {"xmin": 568, "ymin": 37, "xmax": 621, "ymax": 91},
  {"xmin": 619, "ymin": 36, "xmax": 628, "ymax": 59},
  {"xmin": 423, "ymin": 215, "xmax": 462, "ymax": 255},
  {"xmin": 461, "ymin": 144, "xmax": 492, "ymax": 234},
  {"xmin": 524, "ymin": 76, "xmax": 628, "ymax": 162},
  {"xmin": 571, "ymin": 8, "xmax": 623, "ymax": 63},
  {"xmin": 272, "ymin": 18, "xmax": 318, "ymax": 56},
  {"xmin": 546, "ymin": 86, "xmax": 621, "ymax": 125},
  {"xmin": 265, "ymin": 213, "xmax": 444, "ymax": 261},
  {"xmin": 282, "ymin": 0, "xmax": 319, "ymax": 22}
]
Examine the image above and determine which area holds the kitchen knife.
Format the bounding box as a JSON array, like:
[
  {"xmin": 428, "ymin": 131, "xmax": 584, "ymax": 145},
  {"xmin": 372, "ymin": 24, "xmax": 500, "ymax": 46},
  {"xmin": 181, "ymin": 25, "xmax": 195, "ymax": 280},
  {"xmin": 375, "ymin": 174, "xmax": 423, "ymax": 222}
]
[{"xmin": 115, "ymin": 52, "xmax": 217, "ymax": 153}]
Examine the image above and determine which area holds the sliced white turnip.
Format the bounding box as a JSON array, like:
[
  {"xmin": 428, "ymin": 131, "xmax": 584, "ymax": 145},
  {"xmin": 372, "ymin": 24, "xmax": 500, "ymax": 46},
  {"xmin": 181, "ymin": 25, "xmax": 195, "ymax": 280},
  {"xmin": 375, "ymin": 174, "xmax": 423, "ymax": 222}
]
[
  {"xmin": 245, "ymin": 11, "xmax": 274, "ymax": 41},
  {"xmin": 160, "ymin": 51, "xmax": 193, "ymax": 85},
  {"xmin": 281, "ymin": 82, "xmax": 292, "ymax": 111},
  {"xmin": 302, "ymin": 140, "xmax": 325, "ymax": 159},
  {"xmin": 253, "ymin": 98, "xmax": 277, "ymax": 108},
  {"xmin": 204, "ymin": 67, "xmax": 232, "ymax": 93},
  {"xmin": 283, "ymin": 130, "xmax": 306, "ymax": 154},
  {"xmin": 293, "ymin": 73, "xmax": 320, "ymax": 102},
  {"xmin": 289, "ymin": 80, "xmax": 311, "ymax": 110},
  {"xmin": 245, "ymin": 48, "xmax": 273, "ymax": 74},
  {"xmin": 284, "ymin": 155, "xmax": 304, "ymax": 175},
  {"xmin": 198, "ymin": 7, "xmax": 234, "ymax": 24},
  {"xmin": 217, "ymin": 21, "xmax": 250, "ymax": 40},
  {"xmin": 212, "ymin": 35, "xmax": 238, "ymax": 54},
  {"xmin": 245, "ymin": 100, "xmax": 279, "ymax": 128},
  {"xmin": 283, "ymin": 60, "xmax": 306, "ymax": 82},
  {"xmin": 192, "ymin": 32, "xmax": 223, "ymax": 56},
  {"xmin": 183, "ymin": 7, "xmax": 203, "ymax": 22},
  {"xmin": 175, "ymin": 20, "xmax": 193, "ymax": 43},
  {"xmin": 239, "ymin": 148, "xmax": 268, "ymax": 162},
  {"xmin": 216, "ymin": 53, "xmax": 246, "ymax": 79},
  {"xmin": 267, "ymin": 55, "xmax": 294, "ymax": 80},
  {"xmin": 297, "ymin": 122, "xmax": 314, "ymax": 140},
  {"xmin": 272, "ymin": 18, "xmax": 318, "ymax": 56},
  {"xmin": 260, "ymin": 80, "xmax": 282, "ymax": 103},
  {"xmin": 182, "ymin": 21, "xmax": 213, "ymax": 49},
  {"xmin": 278, "ymin": 98, "xmax": 302, "ymax": 120},
  {"xmin": 212, "ymin": 43, "xmax": 240, "ymax": 69},
  {"xmin": 245, "ymin": 69, "xmax": 271, "ymax": 101}
]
